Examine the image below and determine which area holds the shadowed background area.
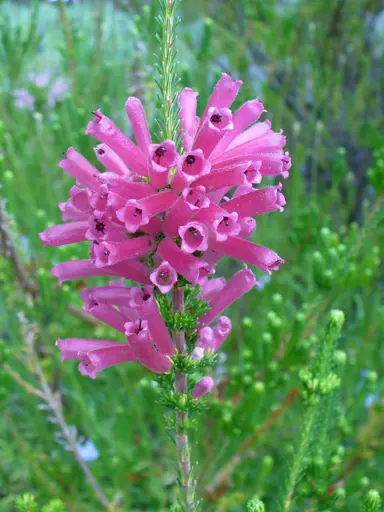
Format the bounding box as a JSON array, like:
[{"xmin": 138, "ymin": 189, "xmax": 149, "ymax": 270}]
[{"xmin": 0, "ymin": 0, "xmax": 383, "ymax": 511}]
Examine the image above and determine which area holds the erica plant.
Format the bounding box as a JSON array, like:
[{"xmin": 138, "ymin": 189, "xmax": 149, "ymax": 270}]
[{"xmin": 39, "ymin": 0, "xmax": 290, "ymax": 509}]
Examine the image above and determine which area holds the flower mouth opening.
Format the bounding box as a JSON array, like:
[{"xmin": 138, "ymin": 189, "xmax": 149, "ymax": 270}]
[
  {"xmin": 133, "ymin": 208, "xmax": 142, "ymax": 217},
  {"xmin": 95, "ymin": 220, "xmax": 106, "ymax": 233},
  {"xmin": 154, "ymin": 146, "xmax": 167, "ymax": 160},
  {"xmin": 159, "ymin": 270, "xmax": 170, "ymax": 283},
  {"xmin": 210, "ymin": 113, "xmax": 222, "ymax": 124},
  {"xmin": 97, "ymin": 148, "xmax": 105, "ymax": 155},
  {"xmin": 186, "ymin": 155, "xmax": 196, "ymax": 165}
]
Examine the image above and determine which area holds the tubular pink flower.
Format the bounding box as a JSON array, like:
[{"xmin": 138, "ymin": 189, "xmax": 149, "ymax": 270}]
[
  {"xmin": 59, "ymin": 147, "xmax": 101, "ymax": 191},
  {"xmin": 211, "ymin": 316, "xmax": 232, "ymax": 350},
  {"xmin": 200, "ymin": 73, "xmax": 243, "ymax": 126},
  {"xmin": 86, "ymin": 214, "xmax": 126, "ymax": 241},
  {"xmin": 92, "ymin": 236, "xmax": 155, "ymax": 268},
  {"xmin": 125, "ymin": 97, "xmax": 151, "ymax": 156},
  {"xmin": 199, "ymin": 277, "xmax": 227, "ymax": 302},
  {"xmin": 209, "ymin": 99, "xmax": 266, "ymax": 160},
  {"xmin": 88, "ymin": 184, "xmax": 109, "ymax": 216},
  {"xmin": 179, "ymin": 221, "xmax": 209, "ymax": 253},
  {"xmin": 59, "ymin": 185, "xmax": 91, "ymax": 221},
  {"xmin": 192, "ymin": 162, "xmax": 248, "ymax": 192},
  {"xmin": 239, "ymin": 217, "xmax": 257, "ymax": 238},
  {"xmin": 99, "ymin": 174, "xmax": 155, "ymax": 199},
  {"xmin": 116, "ymin": 199, "xmax": 149, "ymax": 233},
  {"xmin": 141, "ymin": 296, "xmax": 175, "ymax": 356},
  {"xmin": 139, "ymin": 189, "xmax": 178, "ymax": 216},
  {"xmin": 128, "ymin": 285, "xmax": 153, "ymax": 308},
  {"xmin": 193, "ymin": 107, "xmax": 234, "ymax": 158},
  {"xmin": 80, "ymin": 285, "xmax": 133, "ymax": 305},
  {"xmin": 39, "ymin": 221, "xmax": 88, "ymax": 247},
  {"xmin": 191, "ymin": 376, "xmax": 214, "ymax": 399},
  {"xmin": 163, "ymin": 186, "xmax": 210, "ymax": 237},
  {"xmin": 223, "ymin": 183, "xmax": 286, "ymax": 217},
  {"xmin": 94, "ymin": 144, "xmax": 131, "ymax": 176},
  {"xmin": 195, "ymin": 204, "xmax": 241, "ymax": 241},
  {"xmin": 157, "ymin": 238, "xmax": 213, "ymax": 285},
  {"xmin": 172, "ymin": 150, "xmax": 211, "ymax": 190},
  {"xmin": 84, "ymin": 299, "xmax": 128, "ymax": 333},
  {"xmin": 150, "ymin": 261, "xmax": 178, "ymax": 294},
  {"xmin": 179, "ymin": 88, "xmax": 199, "ymax": 151},
  {"xmin": 125, "ymin": 320, "xmax": 172, "ymax": 373},
  {"xmin": 148, "ymin": 140, "xmax": 178, "ymax": 188},
  {"xmin": 85, "ymin": 109, "xmax": 147, "ymax": 175},
  {"xmin": 52, "ymin": 259, "xmax": 151, "ymax": 285},
  {"xmin": 210, "ymin": 237, "xmax": 284, "ymax": 274},
  {"xmin": 200, "ymin": 268, "xmax": 258, "ymax": 326},
  {"xmin": 78, "ymin": 344, "xmax": 136, "ymax": 379},
  {"xmin": 57, "ymin": 338, "xmax": 131, "ymax": 360}
]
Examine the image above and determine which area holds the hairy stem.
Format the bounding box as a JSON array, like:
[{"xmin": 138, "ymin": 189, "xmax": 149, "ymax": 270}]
[{"xmin": 173, "ymin": 286, "xmax": 195, "ymax": 510}]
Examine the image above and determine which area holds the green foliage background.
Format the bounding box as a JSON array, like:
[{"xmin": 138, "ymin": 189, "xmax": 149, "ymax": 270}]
[{"xmin": 0, "ymin": 0, "xmax": 383, "ymax": 510}]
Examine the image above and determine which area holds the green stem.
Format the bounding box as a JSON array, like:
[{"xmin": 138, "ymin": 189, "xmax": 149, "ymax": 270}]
[{"xmin": 173, "ymin": 286, "xmax": 195, "ymax": 511}]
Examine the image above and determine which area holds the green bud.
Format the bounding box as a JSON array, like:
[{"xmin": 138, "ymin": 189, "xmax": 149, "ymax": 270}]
[
  {"xmin": 36, "ymin": 209, "xmax": 46, "ymax": 219},
  {"xmin": 242, "ymin": 316, "xmax": 253, "ymax": 328},
  {"xmin": 262, "ymin": 332, "xmax": 272, "ymax": 344},
  {"xmin": 244, "ymin": 362, "xmax": 253, "ymax": 373},
  {"xmin": 242, "ymin": 375, "xmax": 253, "ymax": 387},
  {"xmin": 42, "ymin": 498, "xmax": 66, "ymax": 512},
  {"xmin": 295, "ymin": 312, "xmax": 306, "ymax": 324},
  {"xmin": 230, "ymin": 367, "xmax": 240, "ymax": 377},
  {"xmin": 366, "ymin": 371, "xmax": 378, "ymax": 384},
  {"xmin": 246, "ymin": 498, "xmax": 265, "ymax": 512},
  {"xmin": 363, "ymin": 490, "xmax": 382, "ymax": 512},
  {"xmin": 139, "ymin": 378, "xmax": 149, "ymax": 389},
  {"xmin": 329, "ymin": 310, "xmax": 345, "ymax": 332},
  {"xmin": 262, "ymin": 455, "xmax": 274, "ymax": 469},
  {"xmin": 37, "ymin": 268, "xmax": 48, "ymax": 278},
  {"xmin": 15, "ymin": 494, "xmax": 39, "ymax": 512},
  {"xmin": 268, "ymin": 361, "xmax": 278, "ymax": 373},
  {"xmin": 334, "ymin": 487, "xmax": 346, "ymax": 500},
  {"xmin": 360, "ymin": 477, "xmax": 370, "ymax": 488},
  {"xmin": 320, "ymin": 226, "xmax": 331, "ymax": 241},
  {"xmin": 364, "ymin": 268, "xmax": 373, "ymax": 279},
  {"xmin": 334, "ymin": 350, "xmax": 347, "ymax": 365},
  {"xmin": 243, "ymin": 349, "xmax": 253, "ymax": 360},
  {"xmin": 337, "ymin": 243, "xmax": 346, "ymax": 255},
  {"xmin": 272, "ymin": 293, "xmax": 283, "ymax": 305},
  {"xmin": 253, "ymin": 381, "xmax": 265, "ymax": 394},
  {"xmin": 3, "ymin": 170, "xmax": 14, "ymax": 182}
]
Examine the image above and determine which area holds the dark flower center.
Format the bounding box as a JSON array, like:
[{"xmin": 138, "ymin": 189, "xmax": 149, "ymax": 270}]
[
  {"xmin": 188, "ymin": 227, "xmax": 199, "ymax": 237},
  {"xmin": 155, "ymin": 146, "xmax": 167, "ymax": 158},
  {"xmin": 134, "ymin": 319, "xmax": 143, "ymax": 334},
  {"xmin": 103, "ymin": 250, "xmax": 110, "ymax": 256},
  {"xmin": 186, "ymin": 155, "xmax": 196, "ymax": 165},
  {"xmin": 95, "ymin": 220, "xmax": 106, "ymax": 232},
  {"xmin": 97, "ymin": 148, "xmax": 105, "ymax": 155},
  {"xmin": 159, "ymin": 270, "xmax": 169, "ymax": 282},
  {"xmin": 221, "ymin": 217, "xmax": 230, "ymax": 227},
  {"xmin": 133, "ymin": 208, "xmax": 142, "ymax": 217},
  {"xmin": 142, "ymin": 292, "xmax": 151, "ymax": 301},
  {"xmin": 210, "ymin": 113, "xmax": 222, "ymax": 124}
]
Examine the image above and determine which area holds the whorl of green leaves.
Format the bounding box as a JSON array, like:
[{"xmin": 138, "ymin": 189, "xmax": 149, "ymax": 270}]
[
  {"xmin": 154, "ymin": 0, "xmax": 182, "ymax": 146},
  {"xmin": 247, "ymin": 498, "xmax": 266, "ymax": 512}
]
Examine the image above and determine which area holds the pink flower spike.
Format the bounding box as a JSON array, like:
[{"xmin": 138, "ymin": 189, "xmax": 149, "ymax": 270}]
[
  {"xmin": 84, "ymin": 299, "xmax": 128, "ymax": 333},
  {"xmin": 59, "ymin": 147, "xmax": 101, "ymax": 191},
  {"xmin": 200, "ymin": 73, "xmax": 243, "ymax": 126},
  {"xmin": 172, "ymin": 150, "xmax": 211, "ymax": 190},
  {"xmin": 211, "ymin": 236, "xmax": 284, "ymax": 274},
  {"xmin": 199, "ymin": 277, "xmax": 227, "ymax": 302},
  {"xmin": 209, "ymin": 99, "xmax": 266, "ymax": 160},
  {"xmin": 116, "ymin": 199, "xmax": 149, "ymax": 233},
  {"xmin": 39, "ymin": 221, "xmax": 88, "ymax": 247},
  {"xmin": 141, "ymin": 297, "xmax": 175, "ymax": 356},
  {"xmin": 125, "ymin": 97, "xmax": 152, "ymax": 156},
  {"xmin": 179, "ymin": 88, "xmax": 199, "ymax": 151},
  {"xmin": 51, "ymin": 259, "xmax": 150, "ymax": 285},
  {"xmin": 78, "ymin": 344, "xmax": 136, "ymax": 379},
  {"xmin": 193, "ymin": 107, "xmax": 234, "ymax": 158},
  {"xmin": 85, "ymin": 109, "xmax": 147, "ymax": 175},
  {"xmin": 148, "ymin": 140, "xmax": 178, "ymax": 188},
  {"xmin": 200, "ymin": 267, "xmax": 258, "ymax": 326},
  {"xmin": 94, "ymin": 144, "xmax": 131, "ymax": 176},
  {"xmin": 92, "ymin": 236, "xmax": 155, "ymax": 268},
  {"xmin": 191, "ymin": 376, "xmax": 214, "ymax": 399},
  {"xmin": 150, "ymin": 261, "xmax": 178, "ymax": 294},
  {"xmin": 179, "ymin": 221, "xmax": 209, "ymax": 253},
  {"xmin": 223, "ymin": 184, "xmax": 286, "ymax": 217},
  {"xmin": 125, "ymin": 320, "xmax": 172, "ymax": 373},
  {"xmin": 157, "ymin": 238, "xmax": 213, "ymax": 285}
]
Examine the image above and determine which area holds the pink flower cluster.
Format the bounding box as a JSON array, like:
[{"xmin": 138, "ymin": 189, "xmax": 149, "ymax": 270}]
[{"xmin": 40, "ymin": 74, "xmax": 290, "ymax": 393}]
